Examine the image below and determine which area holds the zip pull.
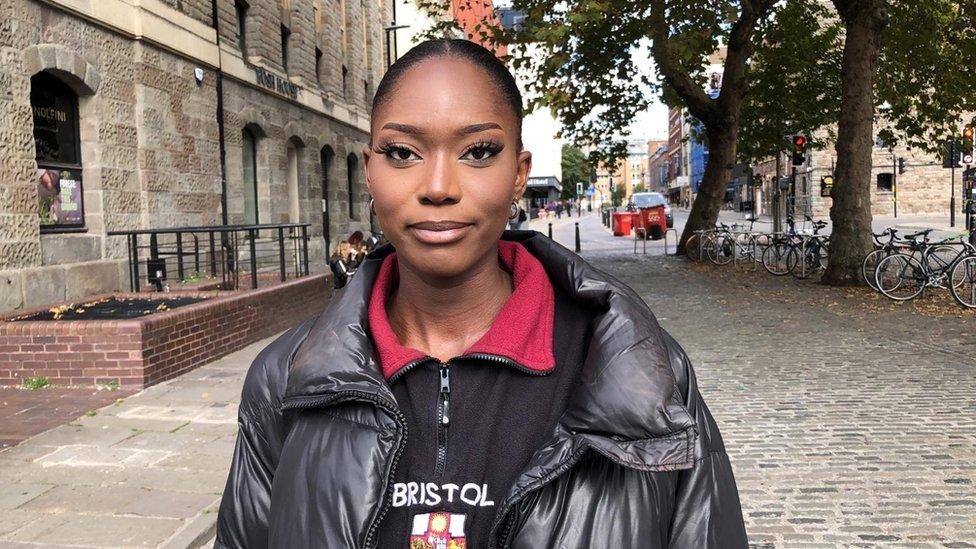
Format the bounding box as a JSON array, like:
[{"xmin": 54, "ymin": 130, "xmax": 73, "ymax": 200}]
[{"xmin": 439, "ymin": 364, "xmax": 451, "ymax": 426}]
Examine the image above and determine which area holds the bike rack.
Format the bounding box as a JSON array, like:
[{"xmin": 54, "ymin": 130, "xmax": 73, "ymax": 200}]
[
  {"xmin": 633, "ymin": 230, "xmax": 647, "ymax": 255},
  {"xmin": 664, "ymin": 228, "xmax": 679, "ymax": 255}
]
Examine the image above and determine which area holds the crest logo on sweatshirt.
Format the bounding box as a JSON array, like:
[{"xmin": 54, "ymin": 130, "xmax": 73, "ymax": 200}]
[{"xmin": 409, "ymin": 512, "xmax": 466, "ymax": 549}]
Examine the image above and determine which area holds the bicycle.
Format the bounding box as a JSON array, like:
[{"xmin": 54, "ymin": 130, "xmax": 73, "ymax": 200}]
[
  {"xmin": 785, "ymin": 218, "xmax": 830, "ymax": 279},
  {"xmin": 761, "ymin": 216, "xmax": 803, "ymax": 276},
  {"xmin": 709, "ymin": 216, "xmax": 767, "ymax": 266},
  {"xmin": 861, "ymin": 228, "xmax": 904, "ymax": 291},
  {"xmin": 875, "ymin": 232, "xmax": 975, "ymax": 301},
  {"xmin": 949, "ymin": 242, "xmax": 976, "ymax": 308},
  {"xmin": 685, "ymin": 226, "xmax": 723, "ymax": 263}
]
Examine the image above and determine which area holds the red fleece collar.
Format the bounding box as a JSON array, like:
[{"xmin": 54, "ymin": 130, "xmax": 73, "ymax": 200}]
[{"xmin": 367, "ymin": 240, "xmax": 556, "ymax": 381}]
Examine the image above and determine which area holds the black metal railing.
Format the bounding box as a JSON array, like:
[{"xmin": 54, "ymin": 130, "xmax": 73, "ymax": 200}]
[{"xmin": 108, "ymin": 223, "xmax": 311, "ymax": 292}]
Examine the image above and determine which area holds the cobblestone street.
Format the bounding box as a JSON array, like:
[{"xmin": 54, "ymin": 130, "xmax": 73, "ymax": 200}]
[
  {"xmin": 583, "ymin": 223, "xmax": 976, "ymax": 547},
  {"xmin": 0, "ymin": 212, "xmax": 973, "ymax": 547}
]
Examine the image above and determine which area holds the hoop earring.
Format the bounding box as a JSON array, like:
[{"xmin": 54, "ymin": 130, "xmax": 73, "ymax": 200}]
[
  {"xmin": 508, "ymin": 201, "xmax": 519, "ymax": 220},
  {"xmin": 368, "ymin": 196, "xmax": 376, "ymax": 216}
]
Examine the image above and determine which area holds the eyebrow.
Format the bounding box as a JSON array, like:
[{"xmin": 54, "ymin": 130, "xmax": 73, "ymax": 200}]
[{"xmin": 380, "ymin": 122, "xmax": 503, "ymax": 135}]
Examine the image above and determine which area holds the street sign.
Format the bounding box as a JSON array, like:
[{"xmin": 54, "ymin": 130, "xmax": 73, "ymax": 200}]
[
  {"xmin": 820, "ymin": 175, "xmax": 834, "ymax": 197},
  {"xmin": 586, "ymin": 186, "xmax": 595, "ymax": 197}
]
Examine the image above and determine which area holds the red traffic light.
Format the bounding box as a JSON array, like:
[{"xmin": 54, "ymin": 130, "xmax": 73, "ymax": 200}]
[
  {"xmin": 965, "ymin": 127, "xmax": 975, "ymax": 140},
  {"xmin": 793, "ymin": 135, "xmax": 807, "ymax": 147}
]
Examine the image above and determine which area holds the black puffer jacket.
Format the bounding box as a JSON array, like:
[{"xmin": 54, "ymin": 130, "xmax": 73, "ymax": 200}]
[{"xmin": 214, "ymin": 230, "xmax": 748, "ymax": 548}]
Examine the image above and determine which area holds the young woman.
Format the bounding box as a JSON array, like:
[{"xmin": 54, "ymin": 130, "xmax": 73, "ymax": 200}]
[{"xmin": 215, "ymin": 39, "xmax": 746, "ymax": 549}]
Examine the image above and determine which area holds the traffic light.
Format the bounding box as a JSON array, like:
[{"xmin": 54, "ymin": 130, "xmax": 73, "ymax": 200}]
[
  {"xmin": 898, "ymin": 158, "xmax": 907, "ymax": 174},
  {"xmin": 792, "ymin": 135, "xmax": 807, "ymax": 166},
  {"xmin": 964, "ymin": 127, "xmax": 975, "ymax": 165}
]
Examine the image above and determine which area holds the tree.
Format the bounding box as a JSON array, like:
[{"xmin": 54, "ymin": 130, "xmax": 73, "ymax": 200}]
[
  {"xmin": 736, "ymin": 1, "xmax": 843, "ymax": 166},
  {"xmin": 822, "ymin": 0, "xmax": 976, "ymax": 285},
  {"xmin": 819, "ymin": 0, "xmax": 889, "ymax": 285},
  {"xmin": 561, "ymin": 144, "xmax": 591, "ymax": 200},
  {"xmin": 491, "ymin": 0, "xmax": 776, "ymax": 253},
  {"xmin": 611, "ymin": 183, "xmax": 627, "ymax": 207}
]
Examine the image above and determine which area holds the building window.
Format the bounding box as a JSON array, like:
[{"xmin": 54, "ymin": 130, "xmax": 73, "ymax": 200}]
[
  {"xmin": 286, "ymin": 138, "xmax": 303, "ymax": 223},
  {"xmin": 281, "ymin": 24, "xmax": 291, "ymax": 72},
  {"xmin": 364, "ymin": 79, "xmax": 368, "ymax": 102},
  {"xmin": 315, "ymin": 48, "xmax": 323, "ymax": 85},
  {"xmin": 243, "ymin": 128, "xmax": 259, "ymax": 224},
  {"xmin": 347, "ymin": 153, "xmax": 358, "ymax": 220},
  {"xmin": 877, "ymin": 172, "xmax": 893, "ymax": 192},
  {"xmin": 31, "ymin": 72, "xmax": 85, "ymax": 231},
  {"xmin": 320, "ymin": 146, "xmax": 334, "ymax": 256},
  {"xmin": 342, "ymin": 65, "xmax": 348, "ymax": 98},
  {"xmin": 235, "ymin": 0, "xmax": 248, "ymax": 54}
]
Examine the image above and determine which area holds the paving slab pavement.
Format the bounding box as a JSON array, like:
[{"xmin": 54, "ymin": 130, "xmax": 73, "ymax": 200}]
[
  {"xmin": 1, "ymin": 387, "xmax": 138, "ymax": 449},
  {"xmin": 0, "ymin": 333, "xmax": 278, "ymax": 548}
]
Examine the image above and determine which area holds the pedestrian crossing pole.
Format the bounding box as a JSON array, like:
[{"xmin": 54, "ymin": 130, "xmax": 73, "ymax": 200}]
[{"xmin": 575, "ymin": 222, "xmax": 581, "ymax": 253}]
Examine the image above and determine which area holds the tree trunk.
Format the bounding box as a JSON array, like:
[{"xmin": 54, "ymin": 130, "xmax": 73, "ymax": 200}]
[
  {"xmin": 678, "ymin": 126, "xmax": 739, "ymax": 254},
  {"xmin": 823, "ymin": 1, "xmax": 888, "ymax": 285}
]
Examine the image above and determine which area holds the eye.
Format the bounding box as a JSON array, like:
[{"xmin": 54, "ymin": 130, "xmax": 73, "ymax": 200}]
[
  {"xmin": 377, "ymin": 143, "xmax": 420, "ymax": 164},
  {"xmin": 461, "ymin": 142, "xmax": 503, "ymax": 162}
]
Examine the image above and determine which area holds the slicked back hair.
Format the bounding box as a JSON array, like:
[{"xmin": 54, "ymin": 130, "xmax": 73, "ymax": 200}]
[{"xmin": 371, "ymin": 39, "xmax": 524, "ymax": 150}]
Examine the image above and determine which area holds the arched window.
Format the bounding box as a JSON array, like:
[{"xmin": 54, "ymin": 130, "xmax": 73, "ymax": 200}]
[
  {"xmin": 347, "ymin": 153, "xmax": 358, "ymax": 220},
  {"xmin": 320, "ymin": 146, "xmax": 334, "ymax": 255},
  {"xmin": 242, "ymin": 127, "xmax": 259, "ymax": 224},
  {"xmin": 286, "ymin": 138, "xmax": 304, "ymax": 223},
  {"xmin": 32, "ymin": 71, "xmax": 85, "ymax": 231}
]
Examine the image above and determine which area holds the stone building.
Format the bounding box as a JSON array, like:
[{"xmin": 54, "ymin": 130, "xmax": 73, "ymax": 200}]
[
  {"xmin": 0, "ymin": 0, "xmax": 391, "ymax": 314},
  {"xmin": 787, "ymin": 138, "xmax": 955, "ymax": 220}
]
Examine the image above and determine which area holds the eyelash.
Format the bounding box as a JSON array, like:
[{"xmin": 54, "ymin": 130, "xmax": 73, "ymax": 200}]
[{"xmin": 375, "ymin": 141, "xmax": 503, "ymax": 165}]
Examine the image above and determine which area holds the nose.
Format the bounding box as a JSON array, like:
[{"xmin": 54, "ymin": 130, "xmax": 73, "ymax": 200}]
[{"xmin": 419, "ymin": 150, "xmax": 461, "ymax": 206}]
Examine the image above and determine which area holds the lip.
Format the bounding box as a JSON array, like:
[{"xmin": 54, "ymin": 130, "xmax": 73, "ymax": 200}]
[{"xmin": 408, "ymin": 220, "xmax": 473, "ymax": 245}]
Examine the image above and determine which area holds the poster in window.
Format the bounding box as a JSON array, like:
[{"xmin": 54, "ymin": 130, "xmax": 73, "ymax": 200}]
[{"xmin": 37, "ymin": 167, "xmax": 84, "ymax": 228}]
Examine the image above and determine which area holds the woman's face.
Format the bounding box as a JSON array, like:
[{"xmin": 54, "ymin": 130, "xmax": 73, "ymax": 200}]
[{"xmin": 363, "ymin": 56, "xmax": 531, "ymax": 279}]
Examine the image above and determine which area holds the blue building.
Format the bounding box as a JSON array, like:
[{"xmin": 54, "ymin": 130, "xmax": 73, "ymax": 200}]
[{"xmin": 689, "ymin": 121, "xmax": 708, "ymax": 195}]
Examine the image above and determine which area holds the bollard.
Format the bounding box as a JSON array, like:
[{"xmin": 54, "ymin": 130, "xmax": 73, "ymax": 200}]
[
  {"xmin": 574, "ymin": 222, "xmax": 581, "ymax": 252},
  {"xmin": 548, "ymin": 222, "xmax": 553, "ymax": 239}
]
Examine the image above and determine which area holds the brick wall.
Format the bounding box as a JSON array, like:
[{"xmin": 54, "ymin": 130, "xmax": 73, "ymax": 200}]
[{"xmin": 0, "ymin": 273, "xmax": 331, "ymax": 388}]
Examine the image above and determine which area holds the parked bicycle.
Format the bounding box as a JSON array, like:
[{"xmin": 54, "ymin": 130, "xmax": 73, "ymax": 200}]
[
  {"xmin": 861, "ymin": 228, "xmax": 904, "ymax": 291},
  {"xmin": 949, "ymin": 242, "xmax": 976, "ymax": 308},
  {"xmin": 875, "ymin": 231, "xmax": 975, "ymax": 301},
  {"xmin": 786, "ymin": 217, "xmax": 830, "ymax": 279}
]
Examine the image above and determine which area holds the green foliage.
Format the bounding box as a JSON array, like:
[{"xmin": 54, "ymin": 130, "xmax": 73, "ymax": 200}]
[
  {"xmin": 22, "ymin": 376, "xmax": 50, "ymax": 390},
  {"xmin": 561, "ymin": 144, "xmax": 591, "ymax": 199},
  {"xmin": 633, "ymin": 183, "xmax": 647, "ymax": 193},
  {"xmin": 611, "ymin": 184, "xmax": 627, "ymax": 207},
  {"xmin": 489, "ymin": 0, "xmax": 748, "ymax": 168},
  {"xmin": 876, "ymin": 0, "xmax": 976, "ymax": 152},
  {"xmin": 737, "ymin": 0, "xmax": 844, "ymax": 163}
]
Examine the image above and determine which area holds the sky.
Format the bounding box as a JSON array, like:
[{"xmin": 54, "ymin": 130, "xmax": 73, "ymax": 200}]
[
  {"xmin": 625, "ymin": 41, "xmax": 669, "ymax": 142},
  {"xmin": 494, "ymin": 3, "xmax": 670, "ymax": 143}
]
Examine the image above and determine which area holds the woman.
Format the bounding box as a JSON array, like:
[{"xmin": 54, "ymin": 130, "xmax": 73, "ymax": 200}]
[{"xmin": 215, "ymin": 39, "xmax": 746, "ymax": 548}]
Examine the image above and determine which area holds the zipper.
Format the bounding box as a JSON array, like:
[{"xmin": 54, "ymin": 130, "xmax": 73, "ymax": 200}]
[
  {"xmin": 281, "ymin": 390, "xmax": 407, "ymax": 549},
  {"xmin": 435, "ymin": 361, "xmax": 451, "ymax": 475}
]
